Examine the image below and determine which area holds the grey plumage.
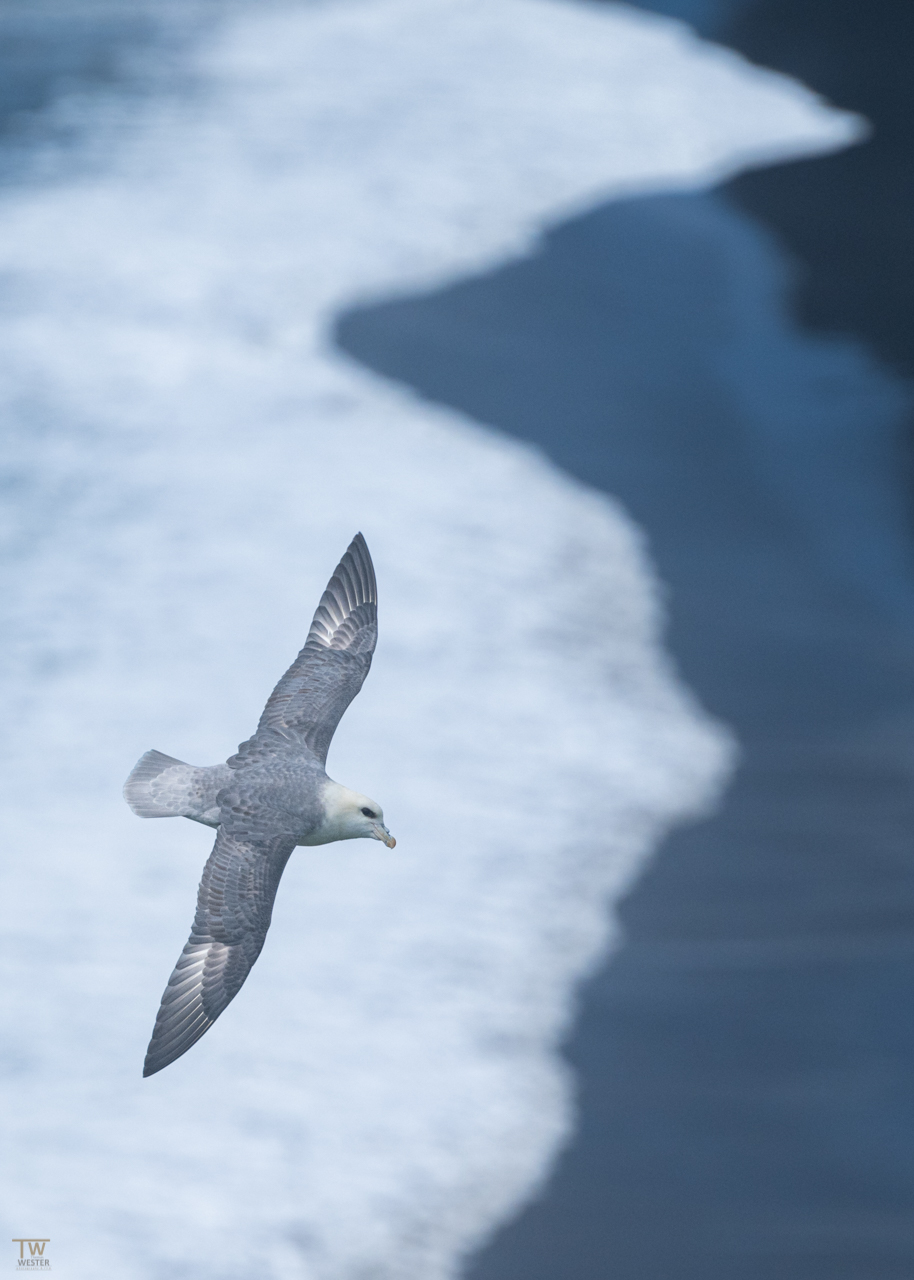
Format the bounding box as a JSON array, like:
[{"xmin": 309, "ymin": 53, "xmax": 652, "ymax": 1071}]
[
  {"xmin": 128, "ymin": 533, "xmax": 391, "ymax": 1078},
  {"xmin": 246, "ymin": 529, "xmax": 377, "ymax": 765},
  {"xmin": 123, "ymin": 750, "xmax": 230, "ymax": 826},
  {"xmin": 143, "ymin": 827, "xmax": 297, "ymax": 1076}
]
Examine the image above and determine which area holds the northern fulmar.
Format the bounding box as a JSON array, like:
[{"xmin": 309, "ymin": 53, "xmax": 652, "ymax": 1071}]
[{"xmin": 125, "ymin": 533, "xmax": 394, "ymax": 1077}]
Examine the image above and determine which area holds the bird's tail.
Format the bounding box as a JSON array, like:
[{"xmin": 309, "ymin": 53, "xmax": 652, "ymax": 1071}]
[{"xmin": 123, "ymin": 750, "xmax": 226, "ymax": 826}]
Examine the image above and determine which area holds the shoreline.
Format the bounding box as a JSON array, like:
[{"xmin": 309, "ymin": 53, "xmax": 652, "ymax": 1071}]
[{"xmin": 336, "ymin": 5, "xmax": 914, "ymax": 1274}]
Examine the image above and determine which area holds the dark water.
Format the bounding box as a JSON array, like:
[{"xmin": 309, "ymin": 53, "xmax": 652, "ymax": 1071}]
[
  {"xmin": 0, "ymin": 2, "xmax": 150, "ymax": 126},
  {"xmin": 337, "ymin": 4, "xmax": 914, "ymax": 1277},
  {"xmin": 0, "ymin": 0, "xmax": 215, "ymax": 184},
  {"xmin": 726, "ymin": 0, "xmax": 914, "ymax": 383},
  {"xmin": 622, "ymin": 0, "xmax": 755, "ymax": 34}
]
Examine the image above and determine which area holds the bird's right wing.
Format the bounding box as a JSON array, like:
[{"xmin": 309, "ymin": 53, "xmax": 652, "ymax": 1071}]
[
  {"xmin": 143, "ymin": 825, "xmax": 296, "ymax": 1077},
  {"xmin": 250, "ymin": 533, "xmax": 378, "ymax": 765}
]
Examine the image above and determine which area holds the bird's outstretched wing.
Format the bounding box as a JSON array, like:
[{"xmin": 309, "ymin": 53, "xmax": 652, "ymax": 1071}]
[
  {"xmin": 143, "ymin": 826, "xmax": 296, "ymax": 1077},
  {"xmin": 252, "ymin": 532, "xmax": 378, "ymax": 765}
]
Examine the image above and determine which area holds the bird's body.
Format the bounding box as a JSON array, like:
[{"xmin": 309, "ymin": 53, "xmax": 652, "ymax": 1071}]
[{"xmin": 125, "ymin": 534, "xmax": 394, "ymax": 1077}]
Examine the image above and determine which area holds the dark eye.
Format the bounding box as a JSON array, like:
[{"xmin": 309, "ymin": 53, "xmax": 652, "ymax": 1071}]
[{"xmin": 361, "ymin": 807, "xmax": 376, "ymax": 819}]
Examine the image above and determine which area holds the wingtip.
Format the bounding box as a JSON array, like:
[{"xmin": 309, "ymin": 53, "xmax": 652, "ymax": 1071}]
[
  {"xmin": 143, "ymin": 1042, "xmax": 166, "ymax": 1077},
  {"xmin": 142, "ymin": 987, "xmax": 216, "ymax": 1078},
  {"xmin": 142, "ymin": 1041, "xmax": 170, "ymax": 1078},
  {"xmin": 343, "ymin": 532, "xmax": 376, "ymax": 605},
  {"xmin": 142, "ymin": 1027, "xmax": 206, "ymax": 1078},
  {"xmin": 347, "ymin": 530, "xmax": 371, "ymax": 569}
]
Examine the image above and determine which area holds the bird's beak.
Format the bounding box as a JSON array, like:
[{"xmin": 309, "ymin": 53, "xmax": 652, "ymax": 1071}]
[{"xmin": 372, "ymin": 822, "xmax": 396, "ymax": 848}]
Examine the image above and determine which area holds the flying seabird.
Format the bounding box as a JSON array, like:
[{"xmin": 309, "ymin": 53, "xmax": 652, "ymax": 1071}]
[{"xmin": 125, "ymin": 533, "xmax": 394, "ymax": 1077}]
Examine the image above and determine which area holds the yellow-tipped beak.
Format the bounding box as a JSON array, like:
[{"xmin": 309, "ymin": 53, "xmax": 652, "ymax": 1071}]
[{"xmin": 372, "ymin": 823, "xmax": 396, "ymax": 848}]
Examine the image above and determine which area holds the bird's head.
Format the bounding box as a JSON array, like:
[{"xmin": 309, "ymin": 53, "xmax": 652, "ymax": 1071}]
[{"xmin": 320, "ymin": 780, "xmax": 396, "ymax": 847}]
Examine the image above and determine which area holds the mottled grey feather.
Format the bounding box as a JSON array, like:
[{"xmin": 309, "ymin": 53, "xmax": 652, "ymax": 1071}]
[
  {"xmin": 143, "ymin": 823, "xmax": 297, "ymax": 1076},
  {"xmin": 124, "ymin": 750, "xmax": 230, "ymax": 826},
  {"xmin": 253, "ymin": 532, "xmax": 377, "ymax": 765}
]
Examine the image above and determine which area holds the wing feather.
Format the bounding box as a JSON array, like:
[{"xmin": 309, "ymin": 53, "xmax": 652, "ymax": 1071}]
[
  {"xmin": 251, "ymin": 533, "xmax": 378, "ymax": 764},
  {"xmin": 143, "ymin": 827, "xmax": 296, "ymax": 1077}
]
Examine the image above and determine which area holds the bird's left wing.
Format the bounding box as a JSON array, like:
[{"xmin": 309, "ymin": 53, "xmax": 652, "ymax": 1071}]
[
  {"xmin": 143, "ymin": 825, "xmax": 296, "ymax": 1077},
  {"xmin": 251, "ymin": 532, "xmax": 378, "ymax": 765}
]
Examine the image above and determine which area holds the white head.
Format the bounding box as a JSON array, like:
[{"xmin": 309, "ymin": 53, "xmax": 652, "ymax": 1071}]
[{"xmin": 315, "ymin": 779, "xmax": 396, "ymax": 848}]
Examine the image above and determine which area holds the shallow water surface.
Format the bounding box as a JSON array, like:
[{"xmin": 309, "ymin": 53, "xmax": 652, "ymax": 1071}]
[{"xmin": 338, "ymin": 15, "xmax": 914, "ymax": 1277}]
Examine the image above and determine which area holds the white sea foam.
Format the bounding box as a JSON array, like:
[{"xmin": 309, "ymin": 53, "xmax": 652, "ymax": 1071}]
[{"xmin": 0, "ymin": 2, "xmax": 856, "ymax": 1276}]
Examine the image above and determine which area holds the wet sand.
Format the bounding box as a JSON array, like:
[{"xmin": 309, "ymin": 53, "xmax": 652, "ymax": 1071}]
[{"xmin": 336, "ymin": 7, "xmax": 914, "ymax": 1273}]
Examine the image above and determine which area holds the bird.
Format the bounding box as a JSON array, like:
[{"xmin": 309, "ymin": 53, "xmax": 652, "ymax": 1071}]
[{"xmin": 124, "ymin": 533, "xmax": 395, "ymax": 1077}]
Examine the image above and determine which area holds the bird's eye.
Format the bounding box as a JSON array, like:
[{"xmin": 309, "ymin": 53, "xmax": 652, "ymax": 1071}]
[{"xmin": 361, "ymin": 807, "xmax": 376, "ymax": 818}]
